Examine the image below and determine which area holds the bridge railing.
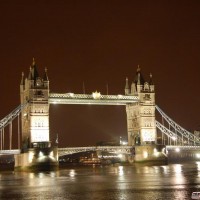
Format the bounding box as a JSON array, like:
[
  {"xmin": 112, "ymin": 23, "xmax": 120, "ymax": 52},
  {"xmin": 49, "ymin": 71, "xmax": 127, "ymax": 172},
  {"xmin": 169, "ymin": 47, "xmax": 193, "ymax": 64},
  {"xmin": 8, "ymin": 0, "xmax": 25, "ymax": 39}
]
[{"xmin": 0, "ymin": 149, "xmax": 20, "ymax": 155}]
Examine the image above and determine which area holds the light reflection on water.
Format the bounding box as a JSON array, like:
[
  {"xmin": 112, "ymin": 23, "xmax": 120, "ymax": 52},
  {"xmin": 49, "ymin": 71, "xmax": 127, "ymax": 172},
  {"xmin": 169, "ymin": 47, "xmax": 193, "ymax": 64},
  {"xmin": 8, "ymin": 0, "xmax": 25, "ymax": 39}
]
[{"xmin": 0, "ymin": 163, "xmax": 199, "ymax": 200}]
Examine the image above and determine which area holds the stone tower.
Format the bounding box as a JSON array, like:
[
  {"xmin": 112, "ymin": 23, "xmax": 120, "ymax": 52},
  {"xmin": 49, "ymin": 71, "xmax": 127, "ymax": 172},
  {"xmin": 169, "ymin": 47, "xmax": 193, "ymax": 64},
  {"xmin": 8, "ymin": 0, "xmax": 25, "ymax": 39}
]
[
  {"xmin": 125, "ymin": 66, "xmax": 156, "ymax": 146},
  {"xmin": 20, "ymin": 59, "xmax": 50, "ymax": 149}
]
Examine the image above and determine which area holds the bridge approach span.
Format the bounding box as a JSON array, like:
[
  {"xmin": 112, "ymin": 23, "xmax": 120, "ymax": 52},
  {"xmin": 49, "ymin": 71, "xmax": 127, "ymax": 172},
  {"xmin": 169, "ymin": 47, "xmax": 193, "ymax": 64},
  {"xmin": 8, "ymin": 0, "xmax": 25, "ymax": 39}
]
[
  {"xmin": 0, "ymin": 149, "xmax": 21, "ymax": 155},
  {"xmin": 58, "ymin": 146, "xmax": 133, "ymax": 157}
]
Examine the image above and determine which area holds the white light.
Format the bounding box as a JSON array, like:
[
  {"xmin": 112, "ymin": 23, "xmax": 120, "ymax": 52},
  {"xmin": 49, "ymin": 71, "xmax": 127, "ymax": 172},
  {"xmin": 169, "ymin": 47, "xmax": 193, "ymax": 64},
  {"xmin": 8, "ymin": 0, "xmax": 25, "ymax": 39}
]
[
  {"xmin": 28, "ymin": 152, "xmax": 34, "ymax": 162},
  {"xmin": 118, "ymin": 94, "xmax": 122, "ymax": 98},
  {"xmin": 69, "ymin": 169, "xmax": 76, "ymax": 177},
  {"xmin": 50, "ymin": 151, "xmax": 53, "ymax": 157},
  {"xmin": 118, "ymin": 154, "xmax": 123, "ymax": 158},
  {"xmin": 172, "ymin": 136, "xmax": 176, "ymax": 141},
  {"xmin": 118, "ymin": 166, "xmax": 124, "ymax": 175},
  {"xmin": 196, "ymin": 154, "xmax": 200, "ymax": 158},
  {"xmin": 39, "ymin": 151, "xmax": 44, "ymax": 157},
  {"xmin": 175, "ymin": 148, "xmax": 180, "ymax": 152},
  {"xmin": 153, "ymin": 149, "xmax": 159, "ymax": 157},
  {"xmin": 162, "ymin": 148, "xmax": 166, "ymax": 154},
  {"xmin": 92, "ymin": 91, "xmax": 101, "ymax": 99},
  {"xmin": 69, "ymin": 93, "xmax": 74, "ymax": 97},
  {"xmin": 122, "ymin": 141, "xmax": 128, "ymax": 145}
]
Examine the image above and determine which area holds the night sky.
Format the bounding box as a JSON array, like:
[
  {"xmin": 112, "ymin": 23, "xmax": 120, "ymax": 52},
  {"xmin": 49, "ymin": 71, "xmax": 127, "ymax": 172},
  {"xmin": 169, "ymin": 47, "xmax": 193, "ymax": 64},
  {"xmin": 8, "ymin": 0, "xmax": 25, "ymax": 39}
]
[{"xmin": 0, "ymin": 0, "xmax": 200, "ymax": 148}]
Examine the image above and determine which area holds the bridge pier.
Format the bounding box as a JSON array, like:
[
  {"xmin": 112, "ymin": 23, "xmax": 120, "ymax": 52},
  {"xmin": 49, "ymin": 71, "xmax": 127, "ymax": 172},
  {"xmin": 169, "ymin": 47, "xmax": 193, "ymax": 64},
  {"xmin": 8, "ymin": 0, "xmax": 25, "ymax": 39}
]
[
  {"xmin": 133, "ymin": 144, "xmax": 168, "ymax": 164},
  {"xmin": 14, "ymin": 145, "xmax": 58, "ymax": 171}
]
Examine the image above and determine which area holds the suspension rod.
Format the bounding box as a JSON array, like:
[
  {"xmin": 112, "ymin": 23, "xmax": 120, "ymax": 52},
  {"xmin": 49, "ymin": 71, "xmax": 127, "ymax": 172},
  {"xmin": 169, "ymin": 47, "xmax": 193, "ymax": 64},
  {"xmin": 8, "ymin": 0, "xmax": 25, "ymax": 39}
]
[{"xmin": 9, "ymin": 122, "xmax": 12, "ymax": 150}]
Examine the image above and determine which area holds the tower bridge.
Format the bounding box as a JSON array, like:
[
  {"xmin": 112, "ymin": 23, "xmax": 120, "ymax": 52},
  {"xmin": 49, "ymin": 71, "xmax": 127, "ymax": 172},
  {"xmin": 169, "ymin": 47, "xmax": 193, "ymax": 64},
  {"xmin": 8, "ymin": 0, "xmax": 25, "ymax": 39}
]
[{"xmin": 0, "ymin": 59, "xmax": 199, "ymax": 170}]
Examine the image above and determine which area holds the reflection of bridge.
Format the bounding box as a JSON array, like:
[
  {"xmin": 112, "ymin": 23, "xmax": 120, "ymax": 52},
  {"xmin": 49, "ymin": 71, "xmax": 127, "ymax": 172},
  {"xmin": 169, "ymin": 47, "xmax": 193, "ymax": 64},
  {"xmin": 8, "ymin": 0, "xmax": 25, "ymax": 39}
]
[{"xmin": 0, "ymin": 59, "xmax": 199, "ymax": 169}]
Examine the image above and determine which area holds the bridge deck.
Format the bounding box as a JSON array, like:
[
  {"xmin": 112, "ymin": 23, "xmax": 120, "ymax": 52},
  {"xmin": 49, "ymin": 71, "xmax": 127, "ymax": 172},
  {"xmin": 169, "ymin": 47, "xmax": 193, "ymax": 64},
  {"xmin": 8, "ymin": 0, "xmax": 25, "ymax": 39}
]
[
  {"xmin": 2, "ymin": 145, "xmax": 200, "ymax": 156},
  {"xmin": 58, "ymin": 146, "xmax": 133, "ymax": 156}
]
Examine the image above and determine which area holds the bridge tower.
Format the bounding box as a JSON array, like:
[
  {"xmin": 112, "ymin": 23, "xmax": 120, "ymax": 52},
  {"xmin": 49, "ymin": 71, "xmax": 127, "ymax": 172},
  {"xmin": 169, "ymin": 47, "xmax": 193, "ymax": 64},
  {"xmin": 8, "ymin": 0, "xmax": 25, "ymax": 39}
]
[
  {"xmin": 20, "ymin": 58, "xmax": 50, "ymax": 149},
  {"xmin": 16, "ymin": 59, "xmax": 58, "ymax": 171},
  {"xmin": 125, "ymin": 66, "xmax": 156, "ymax": 146}
]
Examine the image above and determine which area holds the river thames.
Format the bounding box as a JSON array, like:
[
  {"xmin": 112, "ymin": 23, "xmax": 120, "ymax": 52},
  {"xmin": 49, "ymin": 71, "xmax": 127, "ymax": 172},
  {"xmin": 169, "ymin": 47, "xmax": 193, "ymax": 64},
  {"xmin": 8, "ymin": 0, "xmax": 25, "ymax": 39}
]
[{"xmin": 0, "ymin": 162, "xmax": 199, "ymax": 200}]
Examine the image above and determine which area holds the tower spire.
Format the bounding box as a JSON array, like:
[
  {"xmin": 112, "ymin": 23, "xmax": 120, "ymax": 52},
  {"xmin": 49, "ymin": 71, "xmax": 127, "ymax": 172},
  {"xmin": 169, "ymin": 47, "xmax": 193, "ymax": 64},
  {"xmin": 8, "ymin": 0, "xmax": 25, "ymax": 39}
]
[
  {"xmin": 20, "ymin": 72, "xmax": 25, "ymax": 85},
  {"xmin": 32, "ymin": 57, "xmax": 35, "ymax": 66},
  {"xmin": 137, "ymin": 65, "xmax": 141, "ymax": 72},
  {"xmin": 149, "ymin": 73, "xmax": 153, "ymax": 85},
  {"xmin": 125, "ymin": 77, "xmax": 130, "ymax": 95},
  {"xmin": 43, "ymin": 67, "xmax": 49, "ymax": 81},
  {"xmin": 83, "ymin": 81, "xmax": 85, "ymax": 94},
  {"xmin": 125, "ymin": 77, "xmax": 129, "ymax": 89},
  {"xmin": 134, "ymin": 65, "xmax": 145, "ymax": 85},
  {"xmin": 28, "ymin": 66, "xmax": 32, "ymax": 80}
]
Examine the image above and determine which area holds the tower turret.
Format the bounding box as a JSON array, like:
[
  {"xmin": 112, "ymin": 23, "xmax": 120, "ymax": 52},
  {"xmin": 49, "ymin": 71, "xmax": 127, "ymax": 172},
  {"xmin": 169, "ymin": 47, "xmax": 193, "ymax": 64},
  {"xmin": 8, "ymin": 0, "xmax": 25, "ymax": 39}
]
[
  {"xmin": 43, "ymin": 67, "xmax": 49, "ymax": 89},
  {"xmin": 131, "ymin": 82, "xmax": 137, "ymax": 95},
  {"xmin": 149, "ymin": 73, "xmax": 154, "ymax": 92},
  {"xmin": 20, "ymin": 72, "xmax": 25, "ymax": 90}
]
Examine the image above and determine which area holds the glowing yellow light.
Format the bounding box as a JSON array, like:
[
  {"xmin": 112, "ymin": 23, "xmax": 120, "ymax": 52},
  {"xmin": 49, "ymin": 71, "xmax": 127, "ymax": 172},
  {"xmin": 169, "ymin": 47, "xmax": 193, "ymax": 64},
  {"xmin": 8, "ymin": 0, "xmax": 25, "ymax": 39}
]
[
  {"xmin": 28, "ymin": 152, "xmax": 34, "ymax": 162},
  {"xmin": 143, "ymin": 151, "xmax": 148, "ymax": 158},
  {"xmin": 118, "ymin": 166, "xmax": 124, "ymax": 176},
  {"xmin": 50, "ymin": 151, "xmax": 53, "ymax": 157},
  {"xmin": 175, "ymin": 148, "xmax": 180, "ymax": 152}
]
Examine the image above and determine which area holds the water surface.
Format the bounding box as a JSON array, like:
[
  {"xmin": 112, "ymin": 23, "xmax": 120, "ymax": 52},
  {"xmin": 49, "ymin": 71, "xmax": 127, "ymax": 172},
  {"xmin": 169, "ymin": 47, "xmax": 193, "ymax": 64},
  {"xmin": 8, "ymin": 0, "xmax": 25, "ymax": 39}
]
[{"xmin": 1, "ymin": 162, "xmax": 200, "ymax": 199}]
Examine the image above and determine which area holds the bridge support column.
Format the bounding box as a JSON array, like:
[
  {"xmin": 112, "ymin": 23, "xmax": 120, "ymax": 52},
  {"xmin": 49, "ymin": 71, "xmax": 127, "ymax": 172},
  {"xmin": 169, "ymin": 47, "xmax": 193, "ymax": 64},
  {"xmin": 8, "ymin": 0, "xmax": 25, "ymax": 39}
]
[{"xmin": 9, "ymin": 122, "xmax": 12, "ymax": 150}]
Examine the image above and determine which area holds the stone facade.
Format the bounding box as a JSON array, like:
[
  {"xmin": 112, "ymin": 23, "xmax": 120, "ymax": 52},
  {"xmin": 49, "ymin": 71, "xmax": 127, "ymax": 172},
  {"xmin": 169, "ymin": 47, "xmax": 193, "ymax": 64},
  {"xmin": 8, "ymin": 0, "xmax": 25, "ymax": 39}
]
[{"xmin": 20, "ymin": 59, "xmax": 50, "ymax": 149}]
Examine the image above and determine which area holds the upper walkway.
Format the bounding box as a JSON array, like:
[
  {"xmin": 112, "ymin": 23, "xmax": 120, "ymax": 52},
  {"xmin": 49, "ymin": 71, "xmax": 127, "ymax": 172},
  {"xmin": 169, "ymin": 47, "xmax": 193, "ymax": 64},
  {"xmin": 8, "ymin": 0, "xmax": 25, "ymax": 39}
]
[{"xmin": 49, "ymin": 93, "xmax": 138, "ymax": 105}]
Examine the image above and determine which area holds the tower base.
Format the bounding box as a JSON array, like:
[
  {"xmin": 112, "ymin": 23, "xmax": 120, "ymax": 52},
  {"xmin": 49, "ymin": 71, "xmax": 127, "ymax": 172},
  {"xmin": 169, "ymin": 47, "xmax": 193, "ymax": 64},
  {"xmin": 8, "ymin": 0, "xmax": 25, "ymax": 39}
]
[
  {"xmin": 14, "ymin": 146, "xmax": 59, "ymax": 171},
  {"xmin": 134, "ymin": 144, "xmax": 168, "ymax": 164}
]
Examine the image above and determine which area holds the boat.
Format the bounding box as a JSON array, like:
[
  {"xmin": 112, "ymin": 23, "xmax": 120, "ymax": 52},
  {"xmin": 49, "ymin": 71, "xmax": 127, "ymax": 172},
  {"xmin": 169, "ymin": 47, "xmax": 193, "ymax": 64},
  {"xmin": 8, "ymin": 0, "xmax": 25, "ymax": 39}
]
[{"xmin": 191, "ymin": 192, "xmax": 200, "ymax": 199}]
